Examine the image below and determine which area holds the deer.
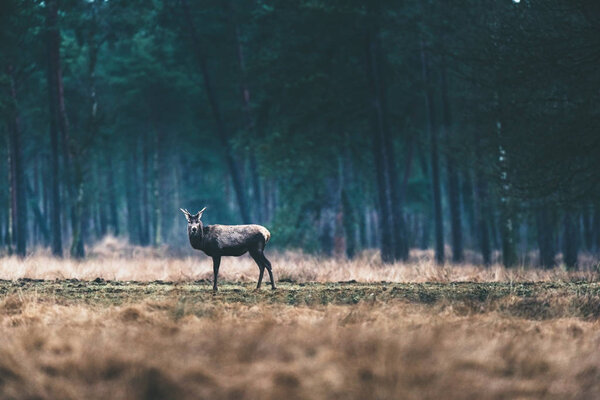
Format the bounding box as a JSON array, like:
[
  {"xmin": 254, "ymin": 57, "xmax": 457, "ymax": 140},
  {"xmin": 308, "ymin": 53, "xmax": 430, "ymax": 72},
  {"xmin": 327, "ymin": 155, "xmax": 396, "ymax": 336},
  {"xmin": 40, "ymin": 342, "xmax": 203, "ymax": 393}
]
[{"xmin": 180, "ymin": 207, "xmax": 276, "ymax": 291}]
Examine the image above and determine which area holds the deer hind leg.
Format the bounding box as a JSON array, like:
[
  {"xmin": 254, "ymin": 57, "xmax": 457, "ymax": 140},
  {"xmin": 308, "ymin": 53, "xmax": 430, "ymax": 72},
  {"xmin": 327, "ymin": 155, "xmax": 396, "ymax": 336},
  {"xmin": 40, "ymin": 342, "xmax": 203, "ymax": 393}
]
[
  {"xmin": 250, "ymin": 250, "xmax": 265, "ymax": 289},
  {"xmin": 261, "ymin": 252, "xmax": 276, "ymax": 290}
]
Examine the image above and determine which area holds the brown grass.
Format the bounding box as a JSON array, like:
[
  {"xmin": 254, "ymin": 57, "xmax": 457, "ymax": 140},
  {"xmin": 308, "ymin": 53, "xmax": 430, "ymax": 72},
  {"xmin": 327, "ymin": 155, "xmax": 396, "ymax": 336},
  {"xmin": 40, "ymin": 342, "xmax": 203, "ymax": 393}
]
[
  {"xmin": 0, "ymin": 239, "xmax": 599, "ymax": 399},
  {"xmin": 0, "ymin": 292, "xmax": 599, "ymax": 400},
  {"xmin": 0, "ymin": 236, "xmax": 597, "ymax": 283}
]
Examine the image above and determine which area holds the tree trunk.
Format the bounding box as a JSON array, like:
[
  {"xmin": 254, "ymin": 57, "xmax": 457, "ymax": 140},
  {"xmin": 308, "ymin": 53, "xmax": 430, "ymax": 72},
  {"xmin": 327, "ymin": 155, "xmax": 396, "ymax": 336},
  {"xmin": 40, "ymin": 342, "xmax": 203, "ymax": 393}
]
[
  {"xmin": 594, "ymin": 206, "xmax": 600, "ymax": 253},
  {"xmin": 386, "ymin": 136, "xmax": 409, "ymax": 261},
  {"xmin": 319, "ymin": 175, "xmax": 343, "ymax": 257},
  {"xmin": 125, "ymin": 155, "xmax": 139, "ymax": 245},
  {"xmin": 248, "ymin": 157, "xmax": 262, "ymax": 222},
  {"xmin": 1, "ymin": 184, "xmax": 7, "ymax": 250},
  {"xmin": 152, "ymin": 129, "xmax": 161, "ymax": 247},
  {"xmin": 461, "ymin": 167, "xmax": 476, "ymax": 250},
  {"xmin": 497, "ymin": 121, "xmax": 517, "ymax": 267},
  {"xmin": 66, "ymin": 44, "xmax": 94, "ymax": 258},
  {"xmin": 366, "ymin": 27, "xmax": 396, "ymax": 263},
  {"xmin": 357, "ymin": 204, "xmax": 367, "ymax": 251},
  {"xmin": 374, "ymin": 31, "xmax": 408, "ymax": 261},
  {"xmin": 68, "ymin": 145, "xmax": 85, "ymax": 258},
  {"xmin": 342, "ymin": 148, "xmax": 358, "ymax": 258},
  {"xmin": 141, "ymin": 135, "xmax": 151, "ymax": 246},
  {"xmin": 70, "ymin": 165, "xmax": 85, "ymax": 258},
  {"xmin": 172, "ymin": 161, "xmax": 182, "ymax": 244},
  {"xmin": 440, "ymin": 61, "xmax": 463, "ymax": 263},
  {"xmin": 47, "ymin": 0, "xmax": 83, "ymax": 258},
  {"xmin": 333, "ymin": 161, "xmax": 346, "ymax": 258},
  {"xmin": 473, "ymin": 167, "xmax": 491, "ymax": 266},
  {"xmin": 32, "ymin": 156, "xmax": 39, "ymax": 244},
  {"xmin": 319, "ymin": 209, "xmax": 334, "ymax": 256},
  {"xmin": 58, "ymin": 48, "xmax": 76, "ymax": 254},
  {"xmin": 420, "ymin": 41, "xmax": 444, "ymax": 264},
  {"xmin": 407, "ymin": 214, "xmax": 418, "ymax": 249},
  {"xmin": 131, "ymin": 141, "xmax": 145, "ymax": 245},
  {"xmin": 399, "ymin": 132, "xmax": 414, "ymax": 207},
  {"xmin": 582, "ymin": 205, "xmax": 593, "ymax": 251},
  {"xmin": 536, "ymin": 204, "xmax": 555, "ymax": 268},
  {"xmin": 6, "ymin": 65, "xmax": 27, "ymax": 257},
  {"xmin": 489, "ymin": 200, "xmax": 500, "ymax": 252},
  {"xmin": 370, "ymin": 208, "xmax": 381, "ymax": 250},
  {"xmin": 26, "ymin": 181, "xmax": 50, "ymax": 245},
  {"xmin": 180, "ymin": 0, "xmax": 250, "ymax": 224},
  {"xmin": 415, "ymin": 142, "xmax": 431, "ymax": 251},
  {"xmin": 262, "ymin": 179, "xmax": 272, "ymax": 224},
  {"xmin": 230, "ymin": 10, "xmax": 262, "ymax": 223},
  {"xmin": 7, "ymin": 134, "xmax": 15, "ymax": 254},
  {"xmin": 341, "ymin": 190, "xmax": 356, "ymax": 258},
  {"xmin": 563, "ymin": 210, "xmax": 579, "ymax": 270},
  {"xmin": 159, "ymin": 153, "xmax": 174, "ymax": 244},
  {"xmin": 105, "ymin": 151, "xmax": 119, "ymax": 236},
  {"xmin": 42, "ymin": 154, "xmax": 50, "ymax": 241},
  {"xmin": 419, "ymin": 213, "xmax": 431, "ymax": 251},
  {"xmin": 45, "ymin": 0, "xmax": 63, "ymax": 257},
  {"xmin": 69, "ymin": 11, "xmax": 104, "ymax": 257},
  {"xmin": 97, "ymin": 161, "xmax": 108, "ymax": 236}
]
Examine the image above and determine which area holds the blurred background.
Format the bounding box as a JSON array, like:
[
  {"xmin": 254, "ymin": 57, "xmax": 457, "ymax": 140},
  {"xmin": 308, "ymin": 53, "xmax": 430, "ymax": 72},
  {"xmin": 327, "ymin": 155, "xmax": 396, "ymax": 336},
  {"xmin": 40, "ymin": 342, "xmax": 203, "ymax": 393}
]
[{"xmin": 0, "ymin": 0, "xmax": 599, "ymax": 266}]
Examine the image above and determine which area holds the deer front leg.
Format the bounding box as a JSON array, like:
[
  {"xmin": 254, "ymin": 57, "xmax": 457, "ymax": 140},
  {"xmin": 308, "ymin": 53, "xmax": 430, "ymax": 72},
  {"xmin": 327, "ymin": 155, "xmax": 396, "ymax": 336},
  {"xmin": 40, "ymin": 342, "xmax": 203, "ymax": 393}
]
[{"xmin": 212, "ymin": 256, "xmax": 221, "ymax": 292}]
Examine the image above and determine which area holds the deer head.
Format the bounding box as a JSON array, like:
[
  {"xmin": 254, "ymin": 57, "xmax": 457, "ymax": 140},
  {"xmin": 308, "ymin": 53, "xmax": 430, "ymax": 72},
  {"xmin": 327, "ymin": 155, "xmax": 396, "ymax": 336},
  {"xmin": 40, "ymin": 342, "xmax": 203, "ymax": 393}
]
[{"xmin": 180, "ymin": 207, "xmax": 206, "ymax": 238}]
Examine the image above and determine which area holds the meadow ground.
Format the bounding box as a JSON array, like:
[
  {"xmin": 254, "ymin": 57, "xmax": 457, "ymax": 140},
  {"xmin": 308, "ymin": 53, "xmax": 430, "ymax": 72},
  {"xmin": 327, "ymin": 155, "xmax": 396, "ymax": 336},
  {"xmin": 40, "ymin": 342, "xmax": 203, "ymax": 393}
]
[{"xmin": 0, "ymin": 239, "xmax": 599, "ymax": 399}]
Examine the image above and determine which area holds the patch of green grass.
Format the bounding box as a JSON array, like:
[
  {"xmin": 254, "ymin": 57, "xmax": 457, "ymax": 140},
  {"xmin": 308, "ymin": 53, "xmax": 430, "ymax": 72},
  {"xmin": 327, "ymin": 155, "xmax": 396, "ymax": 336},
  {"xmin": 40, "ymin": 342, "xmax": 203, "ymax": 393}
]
[{"xmin": 1, "ymin": 279, "xmax": 599, "ymax": 320}]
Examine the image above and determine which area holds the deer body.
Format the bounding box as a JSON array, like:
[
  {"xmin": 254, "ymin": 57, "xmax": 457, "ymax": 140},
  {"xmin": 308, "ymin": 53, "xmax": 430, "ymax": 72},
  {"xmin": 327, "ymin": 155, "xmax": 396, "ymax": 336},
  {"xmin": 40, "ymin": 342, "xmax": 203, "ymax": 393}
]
[
  {"xmin": 189, "ymin": 224, "xmax": 271, "ymax": 257},
  {"xmin": 181, "ymin": 208, "xmax": 275, "ymax": 291}
]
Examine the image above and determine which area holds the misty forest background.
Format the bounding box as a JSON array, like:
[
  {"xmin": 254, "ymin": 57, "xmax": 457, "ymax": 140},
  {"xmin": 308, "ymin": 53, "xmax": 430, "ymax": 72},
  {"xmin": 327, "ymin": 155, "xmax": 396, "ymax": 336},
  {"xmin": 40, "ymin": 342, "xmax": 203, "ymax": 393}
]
[{"xmin": 1, "ymin": 0, "xmax": 599, "ymax": 267}]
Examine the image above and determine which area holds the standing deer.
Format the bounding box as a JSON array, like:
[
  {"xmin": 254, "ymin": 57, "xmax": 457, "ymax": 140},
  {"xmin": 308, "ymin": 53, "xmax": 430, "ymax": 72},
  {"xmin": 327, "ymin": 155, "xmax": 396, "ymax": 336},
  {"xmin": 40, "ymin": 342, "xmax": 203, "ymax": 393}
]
[{"xmin": 180, "ymin": 207, "xmax": 275, "ymax": 291}]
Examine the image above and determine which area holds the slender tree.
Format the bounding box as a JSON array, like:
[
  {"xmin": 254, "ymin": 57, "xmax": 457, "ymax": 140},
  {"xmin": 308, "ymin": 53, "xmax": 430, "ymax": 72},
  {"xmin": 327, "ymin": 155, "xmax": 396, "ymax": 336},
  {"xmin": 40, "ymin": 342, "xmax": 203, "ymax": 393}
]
[
  {"xmin": 229, "ymin": 4, "xmax": 263, "ymax": 223},
  {"xmin": 366, "ymin": 25, "xmax": 395, "ymax": 263},
  {"xmin": 421, "ymin": 41, "xmax": 444, "ymax": 264},
  {"xmin": 563, "ymin": 209, "xmax": 579, "ymax": 269},
  {"xmin": 5, "ymin": 65, "xmax": 27, "ymax": 256},
  {"xmin": 440, "ymin": 59, "xmax": 463, "ymax": 262},
  {"xmin": 179, "ymin": 0, "xmax": 251, "ymax": 224},
  {"xmin": 536, "ymin": 203, "xmax": 556, "ymax": 268},
  {"xmin": 45, "ymin": 0, "xmax": 62, "ymax": 256}
]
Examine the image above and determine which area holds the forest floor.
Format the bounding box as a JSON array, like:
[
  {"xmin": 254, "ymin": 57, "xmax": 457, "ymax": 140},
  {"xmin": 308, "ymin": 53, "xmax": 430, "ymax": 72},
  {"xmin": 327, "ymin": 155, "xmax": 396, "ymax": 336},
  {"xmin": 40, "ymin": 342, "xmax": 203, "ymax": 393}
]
[
  {"xmin": 0, "ymin": 276, "xmax": 599, "ymax": 399},
  {"xmin": 0, "ymin": 239, "xmax": 599, "ymax": 399}
]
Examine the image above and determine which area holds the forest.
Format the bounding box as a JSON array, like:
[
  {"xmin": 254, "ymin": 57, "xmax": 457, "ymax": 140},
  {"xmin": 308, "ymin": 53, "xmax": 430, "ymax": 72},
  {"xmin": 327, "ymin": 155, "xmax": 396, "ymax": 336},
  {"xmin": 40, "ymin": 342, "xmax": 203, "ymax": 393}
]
[
  {"xmin": 2, "ymin": 2, "xmax": 600, "ymax": 399},
  {"xmin": 1, "ymin": 0, "xmax": 599, "ymax": 265}
]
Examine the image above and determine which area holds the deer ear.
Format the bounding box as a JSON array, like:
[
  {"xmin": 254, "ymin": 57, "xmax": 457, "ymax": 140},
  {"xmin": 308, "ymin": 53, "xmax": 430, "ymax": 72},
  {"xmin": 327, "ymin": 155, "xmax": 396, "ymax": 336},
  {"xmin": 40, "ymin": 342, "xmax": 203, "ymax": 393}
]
[
  {"xmin": 180, "ymin": 208, "xmax": 191, "ymax": 221},
  {"xmin": 198, "ymin": 207, "xmax": 207, "ymax": 219}
]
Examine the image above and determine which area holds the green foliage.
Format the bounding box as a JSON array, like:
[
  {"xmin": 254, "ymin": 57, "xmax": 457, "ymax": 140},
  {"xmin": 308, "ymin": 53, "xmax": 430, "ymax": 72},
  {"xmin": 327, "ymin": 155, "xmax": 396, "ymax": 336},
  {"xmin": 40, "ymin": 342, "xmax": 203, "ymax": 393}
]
[{"xmin": 0, "ymin": 0, "xmax": 598, "ymax": 259}]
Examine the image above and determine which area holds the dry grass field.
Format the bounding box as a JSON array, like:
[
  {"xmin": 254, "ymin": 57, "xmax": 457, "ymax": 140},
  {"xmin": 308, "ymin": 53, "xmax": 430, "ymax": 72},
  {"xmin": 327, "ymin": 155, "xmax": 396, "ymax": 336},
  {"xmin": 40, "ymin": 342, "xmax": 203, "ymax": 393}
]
[{"xmin": 0, "ymin": 238, "xmax": 599, "ymax": 399}]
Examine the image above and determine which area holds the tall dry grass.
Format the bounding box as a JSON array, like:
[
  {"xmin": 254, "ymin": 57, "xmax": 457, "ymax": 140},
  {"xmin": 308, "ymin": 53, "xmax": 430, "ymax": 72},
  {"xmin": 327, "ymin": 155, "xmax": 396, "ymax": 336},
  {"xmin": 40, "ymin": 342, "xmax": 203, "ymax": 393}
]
[
  {"xmin": 0, "ymin": 295, "xmax": 599, "ymax": 399},
  {"xmin": 1, "ymin": 238, "xmax": 598, "ymax": 399},
  {"xmin": 0, "ymin": 236, "xmax": 598, "ymax": 283}
]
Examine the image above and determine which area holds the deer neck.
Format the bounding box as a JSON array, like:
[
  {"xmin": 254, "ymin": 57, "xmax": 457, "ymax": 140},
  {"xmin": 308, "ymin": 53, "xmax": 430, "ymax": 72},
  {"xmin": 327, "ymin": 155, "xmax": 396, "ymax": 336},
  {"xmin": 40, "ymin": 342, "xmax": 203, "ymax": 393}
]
[{"xmin": 189, "ymin": 229, "xmax": 204, "ymax": 250}]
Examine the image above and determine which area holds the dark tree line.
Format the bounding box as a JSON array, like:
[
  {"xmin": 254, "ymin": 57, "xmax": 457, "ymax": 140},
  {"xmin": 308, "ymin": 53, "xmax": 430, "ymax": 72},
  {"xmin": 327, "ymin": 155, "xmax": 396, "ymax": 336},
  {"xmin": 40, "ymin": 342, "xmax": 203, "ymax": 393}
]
[{"xmin": 0, "ymin": 0, "xmax": 599, "ymax": 268}]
